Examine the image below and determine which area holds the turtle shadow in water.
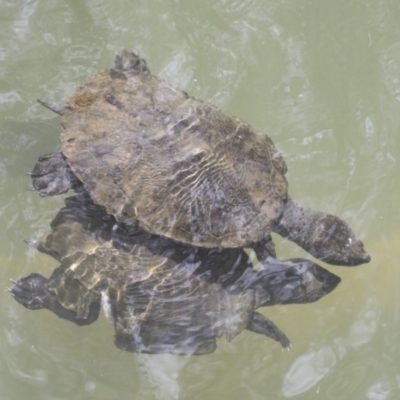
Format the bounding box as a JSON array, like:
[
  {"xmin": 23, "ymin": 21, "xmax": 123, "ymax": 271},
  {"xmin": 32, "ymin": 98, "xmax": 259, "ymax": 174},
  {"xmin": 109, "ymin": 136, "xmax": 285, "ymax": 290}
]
[{"xmin": 11, "ymin": 191, "xmax": 341, "ymax": 355}]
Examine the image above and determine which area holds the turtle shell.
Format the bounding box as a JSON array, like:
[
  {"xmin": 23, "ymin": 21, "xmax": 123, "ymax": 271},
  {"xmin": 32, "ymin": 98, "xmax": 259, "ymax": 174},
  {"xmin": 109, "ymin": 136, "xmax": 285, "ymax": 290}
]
[{"xmin": 60, "ymin": 51, "xmax": 288, "ymax": 248}]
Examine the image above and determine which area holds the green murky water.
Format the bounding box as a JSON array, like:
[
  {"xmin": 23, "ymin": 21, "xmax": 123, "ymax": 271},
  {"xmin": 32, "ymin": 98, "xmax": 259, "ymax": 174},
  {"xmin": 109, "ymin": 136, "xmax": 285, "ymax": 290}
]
[{"xmin": 1, "ymin": 1, "xmax": 399, "ymax": 399}]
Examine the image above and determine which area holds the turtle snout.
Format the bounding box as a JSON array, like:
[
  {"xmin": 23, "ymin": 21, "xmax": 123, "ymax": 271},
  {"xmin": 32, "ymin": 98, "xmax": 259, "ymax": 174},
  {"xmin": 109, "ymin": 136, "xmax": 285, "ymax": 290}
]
[{"xmin": 345, "ymin": 239, "xmax": 371, "ymax": 266}]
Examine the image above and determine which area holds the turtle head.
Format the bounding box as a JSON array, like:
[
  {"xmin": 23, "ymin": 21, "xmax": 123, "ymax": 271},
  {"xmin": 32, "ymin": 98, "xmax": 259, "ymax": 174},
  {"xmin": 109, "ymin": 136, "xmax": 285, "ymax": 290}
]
[
  {"xmin": 309, "ymin": 214, "xmax": 371, "ymax": 266},
  {"xmin": 254, "ymin": 259, "xmax": 341, "ymax": 306},
  {"xmin": 275, "ymin": 199, "xmax": 371, "ymax": 266},
  {"xmin": 277, "ymin": 259, "xmax": 342, "ymax": 304}
]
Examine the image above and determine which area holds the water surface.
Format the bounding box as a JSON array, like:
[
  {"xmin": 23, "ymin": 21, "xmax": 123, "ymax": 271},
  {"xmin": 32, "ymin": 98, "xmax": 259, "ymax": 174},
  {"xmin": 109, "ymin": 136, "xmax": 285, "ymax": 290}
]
[{"xmin": 1, "ymin": 1, "xmax": 399, "ymax": 399}]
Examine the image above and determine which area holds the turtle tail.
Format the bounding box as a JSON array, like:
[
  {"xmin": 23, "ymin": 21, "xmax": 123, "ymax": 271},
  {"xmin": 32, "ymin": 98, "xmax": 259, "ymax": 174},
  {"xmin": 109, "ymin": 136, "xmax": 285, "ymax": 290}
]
[{"xmin": 37, "ymin": 99, "xmax": 72, "ymax": 115}]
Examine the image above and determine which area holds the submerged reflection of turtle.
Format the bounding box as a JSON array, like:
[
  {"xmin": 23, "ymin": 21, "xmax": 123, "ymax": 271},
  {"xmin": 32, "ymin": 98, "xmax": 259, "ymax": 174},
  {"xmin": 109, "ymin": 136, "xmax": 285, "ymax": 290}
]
[
  {"xmin": 33, "ymin": 51, "xmax": 370, "ymax": 267},
  {"xmin": 11, "ymin": 192, "xmax": 340, "ymax": 355}
]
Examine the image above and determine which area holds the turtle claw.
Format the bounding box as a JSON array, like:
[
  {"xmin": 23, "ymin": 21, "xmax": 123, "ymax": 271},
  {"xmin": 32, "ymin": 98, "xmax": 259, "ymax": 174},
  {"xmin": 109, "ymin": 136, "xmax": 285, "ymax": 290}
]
[{"xmin": 283, "ymin": 343, "xmax": 292, "ymax": 352}]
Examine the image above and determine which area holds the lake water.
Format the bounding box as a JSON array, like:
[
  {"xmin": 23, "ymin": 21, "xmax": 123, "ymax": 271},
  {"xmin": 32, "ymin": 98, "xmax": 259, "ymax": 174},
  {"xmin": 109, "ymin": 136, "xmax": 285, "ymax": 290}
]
[{"xmin": 1, "ymin": 1, "xmax": 399, "ymax": 399}]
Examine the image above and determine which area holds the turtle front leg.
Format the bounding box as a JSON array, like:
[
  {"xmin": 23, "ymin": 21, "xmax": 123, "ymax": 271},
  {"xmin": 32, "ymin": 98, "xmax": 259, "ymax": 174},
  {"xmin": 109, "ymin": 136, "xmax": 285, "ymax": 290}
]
[
  {"xmin": 31, "ymin": 152, "xmax": 82, "ymax": 196},
  {"xmin": 273, "ymin": 198, "xmax": 370, "ymax": 266},
  {"xmin": 253, "ymin": 235, "xmax": 277, "ymax": 264},
  {"xmin": 10, "ymin": 273, "xmax": 100, "ymax": 326},
  {"xmin": 246, "ymin": 311, "xmax": 290, "ymax": 349}
]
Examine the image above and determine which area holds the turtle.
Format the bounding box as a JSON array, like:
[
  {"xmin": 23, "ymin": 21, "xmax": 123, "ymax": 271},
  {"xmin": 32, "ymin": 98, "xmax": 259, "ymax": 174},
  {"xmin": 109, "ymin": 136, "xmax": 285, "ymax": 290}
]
[
  {"xmin": 32, "ymin": 50, "xmax": 370, "ymax": 268},
  {"xmin": 11, "ymin": 191, "xmax": 341, "ymax": 355}
]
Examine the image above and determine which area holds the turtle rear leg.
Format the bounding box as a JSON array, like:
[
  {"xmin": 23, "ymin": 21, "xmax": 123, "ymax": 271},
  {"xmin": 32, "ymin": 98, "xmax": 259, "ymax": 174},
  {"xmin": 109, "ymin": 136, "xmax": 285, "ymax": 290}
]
[
  {"xmin": 31, "ymin": 152, "xmax": 82, "ymax": 196},
  {"xmin": 246, "ymin": 311, "xmax": 290, "ymax": 349},
  {"xmin": 10, "ymin": 273, "xmax": 100, "ymax": 326},
  {"xmin": 10, "ymin": 273, "xmax": 50, "ymax": 310}
]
